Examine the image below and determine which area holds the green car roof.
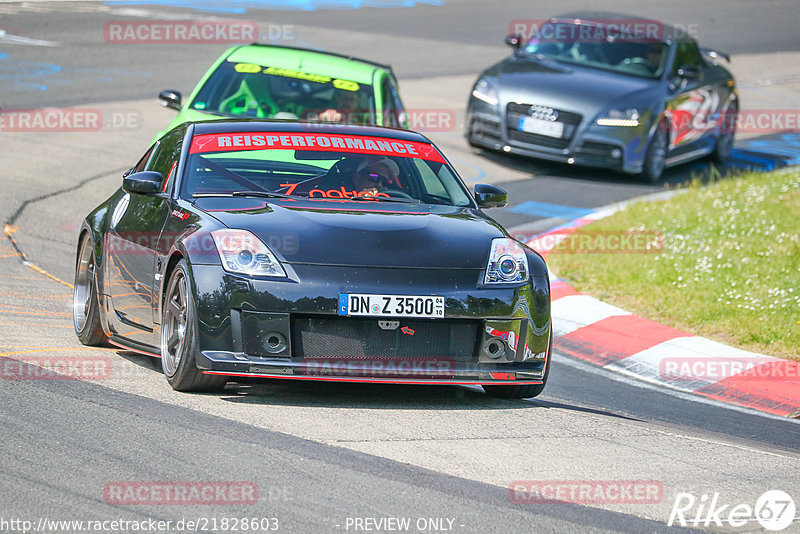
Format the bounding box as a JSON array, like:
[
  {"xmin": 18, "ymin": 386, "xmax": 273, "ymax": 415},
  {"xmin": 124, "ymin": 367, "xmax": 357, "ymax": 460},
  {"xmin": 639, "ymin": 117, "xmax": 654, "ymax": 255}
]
[{"xmin": 225, "ymin": 44, "xmax": 390, "ymax": 85}]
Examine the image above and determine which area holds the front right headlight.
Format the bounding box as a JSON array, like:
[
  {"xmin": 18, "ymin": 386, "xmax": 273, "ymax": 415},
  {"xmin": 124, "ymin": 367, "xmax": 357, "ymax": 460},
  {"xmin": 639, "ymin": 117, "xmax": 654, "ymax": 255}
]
[
  {"xmin": 472, "ymin": 78, "xmax": 499, "ymax": 107},
  {"xmin": 484, "ymin": 238, "xmax": 529, "ymax": 284},
  {"xmin": 596, "ymin": 108, "xmax": 640, "ymax": 127}
]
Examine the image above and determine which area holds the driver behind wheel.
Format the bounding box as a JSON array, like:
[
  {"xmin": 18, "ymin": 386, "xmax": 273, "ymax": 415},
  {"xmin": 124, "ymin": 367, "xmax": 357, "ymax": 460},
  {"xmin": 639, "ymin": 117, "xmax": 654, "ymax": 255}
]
[
  {"xmin": 319, "ymin": 88, "xmax": 361, "ymax": 123},
  {"xmin": 352, "ymin": 157, "xmax": 400, "ymax": 197},
  {"xmin": 646, "ymin": 43, "xmax": 664, "ymax": 72}
]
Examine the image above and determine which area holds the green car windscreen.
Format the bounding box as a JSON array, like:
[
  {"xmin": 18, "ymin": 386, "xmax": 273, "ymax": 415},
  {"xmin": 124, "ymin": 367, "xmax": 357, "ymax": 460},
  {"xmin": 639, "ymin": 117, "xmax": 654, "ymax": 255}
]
[{"xmin": 189, "ymin": 61, "xmax": 375, "ymax": 124}]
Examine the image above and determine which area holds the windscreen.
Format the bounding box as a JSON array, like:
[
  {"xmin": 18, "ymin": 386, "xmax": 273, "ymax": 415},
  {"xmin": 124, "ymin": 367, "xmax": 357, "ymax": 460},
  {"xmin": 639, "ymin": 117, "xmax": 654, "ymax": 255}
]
[
  {"xmin": 183, "ymin": 132, "xmax": 473, "ymax": 206},
  {"xmin": 523, "ymin": 21, "xmax": 669, "ymax": 79},
  {"xmin": 189, "ymin": 60, "xmax": 375, "ymax": 123}
]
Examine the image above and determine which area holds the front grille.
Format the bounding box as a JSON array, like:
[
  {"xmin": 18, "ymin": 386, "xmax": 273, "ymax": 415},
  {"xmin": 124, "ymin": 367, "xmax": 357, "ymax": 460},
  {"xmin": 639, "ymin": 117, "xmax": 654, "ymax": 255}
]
[
  {"xmin": 506, "ymin": 102, "xmax": 582, "ymax": 150},
  {"xmin": 291, "ymin": 316, "xmax": 480, "ymax": 362}
]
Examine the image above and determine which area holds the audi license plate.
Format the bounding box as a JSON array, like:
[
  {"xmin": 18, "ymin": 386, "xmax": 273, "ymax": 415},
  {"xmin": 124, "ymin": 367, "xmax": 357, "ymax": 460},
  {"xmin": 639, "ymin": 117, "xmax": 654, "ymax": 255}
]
[
  {"xmin": 518, "ymin": 116, "xmax": 564, "ymax": 138},
  {"xmin": 338, "ymin": 294, "xmax": 445, "ymax": 318}
]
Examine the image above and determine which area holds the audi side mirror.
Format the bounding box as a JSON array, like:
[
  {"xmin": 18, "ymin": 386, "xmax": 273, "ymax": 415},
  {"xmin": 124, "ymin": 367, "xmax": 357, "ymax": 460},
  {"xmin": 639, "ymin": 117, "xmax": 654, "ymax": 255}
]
[{"xmin": 505, "ymin": 34, "xmax": 523, "ymax": 52}]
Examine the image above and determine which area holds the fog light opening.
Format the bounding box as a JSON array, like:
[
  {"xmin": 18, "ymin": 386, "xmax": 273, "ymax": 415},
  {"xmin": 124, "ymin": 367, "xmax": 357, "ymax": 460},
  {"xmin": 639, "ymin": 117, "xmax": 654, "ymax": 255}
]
[
  {"xmin": 484, "ymin": 338, "xmax": 504, "ymax": 359},
  {"xmin": 262, "ymin": 332, "xmax": 287, "ymax": 354}
]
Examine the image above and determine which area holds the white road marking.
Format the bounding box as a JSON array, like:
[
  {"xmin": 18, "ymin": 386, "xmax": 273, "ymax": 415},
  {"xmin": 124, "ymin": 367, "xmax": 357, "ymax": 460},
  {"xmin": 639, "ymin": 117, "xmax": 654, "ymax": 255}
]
[
  {"xmin": 0, "ymin": 29, "xmax": 58, "ymax": 46},
  {"xmin": 608, "ymin": 336, "xmax": 779, "ymax": 390},
  {"xmin": 551, "ymin": 294, "xmax": 630, "ymax": 337},
  {"xmin": 554, "ymin": 351, "xmax": 800, "ymax": 426}
]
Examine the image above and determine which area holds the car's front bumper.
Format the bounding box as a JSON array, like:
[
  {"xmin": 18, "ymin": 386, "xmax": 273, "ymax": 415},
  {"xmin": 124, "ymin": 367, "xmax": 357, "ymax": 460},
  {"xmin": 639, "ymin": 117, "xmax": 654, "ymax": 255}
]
[
  {"xmin": 466, "ymin": 102, "xmax": 650, "ymax": 174},
  {"xmin": 189, "ymin": 262, "xmax": 551, "ymax": 384},
  {"xmin": 198, "ymin": 351, "xmax": 546, "ymax": 385}
]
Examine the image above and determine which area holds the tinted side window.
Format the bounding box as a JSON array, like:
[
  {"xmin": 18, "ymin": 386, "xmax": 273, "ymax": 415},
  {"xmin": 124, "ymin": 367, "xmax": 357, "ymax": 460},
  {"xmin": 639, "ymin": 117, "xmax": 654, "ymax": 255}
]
[
  {"xmin": 413, "ymin": 159, "xmax": 447, "ymax": 198},
  {"xmin": 388, "ymin": 79, "xmax": 407, "ymax": 128},
  {"xmin": 672, "ymin": 42, "xmax": 704, "ymax": 75},
  {"xmin": 147, "ymin": 129, "xmax": 185, "ymax": 190},
  {"xmin": 380, "ymin": 76, "xmax": 398, "ymax": 127},
  {"xmin": 134, "ymin": 147, "xmax": 154, "ymax": 173}
]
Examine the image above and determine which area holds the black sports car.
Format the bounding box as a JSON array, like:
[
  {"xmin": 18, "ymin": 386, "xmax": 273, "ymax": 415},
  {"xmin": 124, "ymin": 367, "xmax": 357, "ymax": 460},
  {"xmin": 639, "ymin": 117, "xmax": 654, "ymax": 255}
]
[
  {"xmin": 73, "ymin": 121, "xmax": 552, "ymax": 398},
  {"xmin": 466, "ymin": 12, "xmax": 738, "ymax": 181}
]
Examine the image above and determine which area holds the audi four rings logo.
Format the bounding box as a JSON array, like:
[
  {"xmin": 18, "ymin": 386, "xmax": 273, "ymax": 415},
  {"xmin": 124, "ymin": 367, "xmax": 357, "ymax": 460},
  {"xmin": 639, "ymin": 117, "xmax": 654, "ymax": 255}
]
[{"xmin": 528, "ymin": 105, "xmax": 558, "ymax": 121}]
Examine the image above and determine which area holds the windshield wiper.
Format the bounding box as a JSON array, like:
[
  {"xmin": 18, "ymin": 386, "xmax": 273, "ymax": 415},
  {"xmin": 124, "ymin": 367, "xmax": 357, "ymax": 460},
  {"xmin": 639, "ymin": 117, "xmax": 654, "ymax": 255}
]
[
  {"xmin": 193, "ymin": 190, "xmax": 301, "ymax": 201},
  {"xmin": 351, "ymin": 195, "xmax": 421, "ymax": 204},
  {"xmin": 193, "ymin": 190, "xmax": 421, "ymax": 204}
]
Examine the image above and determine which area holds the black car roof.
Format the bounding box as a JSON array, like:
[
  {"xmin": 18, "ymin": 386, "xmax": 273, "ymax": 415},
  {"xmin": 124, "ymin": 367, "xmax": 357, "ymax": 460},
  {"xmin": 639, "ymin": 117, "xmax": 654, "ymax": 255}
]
[{"xmin": 190, "ymin": 119, "xmax": 434, "ymax": 144}]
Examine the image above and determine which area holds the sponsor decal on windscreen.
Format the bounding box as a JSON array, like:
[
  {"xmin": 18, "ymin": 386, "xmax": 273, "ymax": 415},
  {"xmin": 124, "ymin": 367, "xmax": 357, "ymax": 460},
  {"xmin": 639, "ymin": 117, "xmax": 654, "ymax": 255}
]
[{"xmin": 189, "ymin": 132, "xmax": 446, "ymax": 163}]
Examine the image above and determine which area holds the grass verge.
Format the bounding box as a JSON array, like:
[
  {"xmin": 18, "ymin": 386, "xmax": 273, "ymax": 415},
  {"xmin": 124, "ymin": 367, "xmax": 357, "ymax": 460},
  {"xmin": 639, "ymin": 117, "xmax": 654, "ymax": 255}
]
[{"xmin": 545, "ymin": 168, "xmax": 800, "ymax": 360}]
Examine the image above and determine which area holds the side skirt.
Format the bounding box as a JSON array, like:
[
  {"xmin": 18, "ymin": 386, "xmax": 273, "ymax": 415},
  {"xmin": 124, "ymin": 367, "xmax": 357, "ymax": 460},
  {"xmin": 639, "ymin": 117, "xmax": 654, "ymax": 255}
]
[{"xmin": 108, "ymin": 335, "xmax": 162, "ymax": 358}]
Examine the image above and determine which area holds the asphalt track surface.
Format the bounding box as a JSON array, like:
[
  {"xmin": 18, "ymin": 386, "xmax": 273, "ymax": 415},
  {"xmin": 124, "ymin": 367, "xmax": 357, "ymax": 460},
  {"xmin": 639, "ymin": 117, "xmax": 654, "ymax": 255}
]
[{"xmin": 2, "ymin": 1, "xmax": 800, "ymax": 533}]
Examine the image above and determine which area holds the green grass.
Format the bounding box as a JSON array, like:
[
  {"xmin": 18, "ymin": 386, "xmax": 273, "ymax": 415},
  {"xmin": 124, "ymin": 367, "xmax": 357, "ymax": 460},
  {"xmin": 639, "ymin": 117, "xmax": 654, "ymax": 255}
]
[{"xmin": 546, "ymin": 168, "xmax": 800, "ymax": 360}]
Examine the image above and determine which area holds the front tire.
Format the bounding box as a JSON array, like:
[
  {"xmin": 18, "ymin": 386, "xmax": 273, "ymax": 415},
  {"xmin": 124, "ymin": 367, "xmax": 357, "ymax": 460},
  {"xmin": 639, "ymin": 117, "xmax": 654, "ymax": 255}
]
[
  {"xmin": 712, "ymin": 101, "xmax": 737, "ymax": 164},
  {"xmin": 483, "ymin": 331, "xmax": 552, "ymax": 399},
  {"xmin": 160, "ymin": 260, "xmax": 226, "ymax": 392},
  {"xmin": 641, "ymin": 120, "xmax": 668, "ymax": 183},
  {"xmin": 73, "ymin": 234, "xmax": 106, "ymax": 346}
]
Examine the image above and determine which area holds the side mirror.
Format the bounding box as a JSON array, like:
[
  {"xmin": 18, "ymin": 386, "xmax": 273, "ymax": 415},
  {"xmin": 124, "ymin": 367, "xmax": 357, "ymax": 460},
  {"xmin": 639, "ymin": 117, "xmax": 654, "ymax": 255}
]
[
  {"xmin": 676, "ymin": 65, "xmax": 701, "ymax": 80},
  {"xmin": 123, "ymin": 171, "xmax": 163, "ymax": 194},
  {"xmin": 474, "ymin": 184, "xmax": 508, "ymax": 208},
  {"xmin": 505, "ymin": 34, "xmax": 522, "ymax": 51},
  {"xmin": 158, "ymin": 89, "xmax": 182, "ymax": 111}
]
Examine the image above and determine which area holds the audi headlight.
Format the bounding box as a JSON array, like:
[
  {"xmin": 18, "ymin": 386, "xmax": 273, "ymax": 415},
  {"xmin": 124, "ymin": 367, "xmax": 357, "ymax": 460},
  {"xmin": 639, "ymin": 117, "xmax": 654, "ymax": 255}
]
[
  {"xmin": 472, "ymin": 78, "xmax": 499, "ymax": 107},
  {"xmin": 211, "ymin": 229, "xmax": 286, "ymax": 278},
  {"xmin": 596, "ymin": 108, "xmax": 640, "ymax": 127},
  {"xmin": 484, "ymin": 238, "xmax": 529, "ymax": 284}
]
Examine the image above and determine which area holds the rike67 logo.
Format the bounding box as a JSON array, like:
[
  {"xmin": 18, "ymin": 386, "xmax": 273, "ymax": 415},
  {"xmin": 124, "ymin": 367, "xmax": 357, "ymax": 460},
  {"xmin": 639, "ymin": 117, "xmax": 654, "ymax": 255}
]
[{"xmin": 668, "ymin": 490, "xmax": 797, "ymax": 531}]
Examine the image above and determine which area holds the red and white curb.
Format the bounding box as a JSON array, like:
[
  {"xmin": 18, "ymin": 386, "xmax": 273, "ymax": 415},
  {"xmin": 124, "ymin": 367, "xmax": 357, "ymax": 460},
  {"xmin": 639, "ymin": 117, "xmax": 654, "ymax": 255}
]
[{"xmin": 517, "ymin": 194, "xmax": 800, "ymax": 419}]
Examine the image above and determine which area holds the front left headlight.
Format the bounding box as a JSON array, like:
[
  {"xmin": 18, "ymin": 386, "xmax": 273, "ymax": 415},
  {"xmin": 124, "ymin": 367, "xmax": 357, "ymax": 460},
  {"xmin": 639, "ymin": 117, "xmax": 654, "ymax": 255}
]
[
  {"xmin": 484, "ymin": 238, "xmax": 529, "ymax": 284},
  {"xmin": 596, "ymin": 108, "xmax": 640, "ymax": 127},
  {"xmin": 472, "ymin": 78, "xmax": 499, "ymax": 107},
  {"xmin": 211, "ymin": 229, "xmax": 286, "ymax": 278}
]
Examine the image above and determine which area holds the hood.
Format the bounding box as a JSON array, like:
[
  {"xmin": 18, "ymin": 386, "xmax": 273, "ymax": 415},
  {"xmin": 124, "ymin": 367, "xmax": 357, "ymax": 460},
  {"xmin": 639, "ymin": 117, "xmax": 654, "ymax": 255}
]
[
  {"xmin": 488, "ymin": 56, "xmax": 656, "ymax": 119},
  {"xmin": 195, "ymin": 198, "xmax": 506, "ymax": 269}
]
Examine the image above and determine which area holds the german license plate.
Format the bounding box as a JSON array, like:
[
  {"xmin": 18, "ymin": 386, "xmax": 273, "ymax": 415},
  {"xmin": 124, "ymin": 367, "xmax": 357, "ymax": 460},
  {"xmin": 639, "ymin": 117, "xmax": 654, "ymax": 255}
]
[
  {"xmin": 518, "ymin": 116, "xmax": 564, "ymax": 138},
  {"xmin": 338, "ymin": 294, "xmax": 445, "ymax": 318}
]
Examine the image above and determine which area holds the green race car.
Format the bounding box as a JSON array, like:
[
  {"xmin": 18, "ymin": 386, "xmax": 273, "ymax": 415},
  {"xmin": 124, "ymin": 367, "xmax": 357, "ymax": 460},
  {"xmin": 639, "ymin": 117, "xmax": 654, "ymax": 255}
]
[{"xmin": 156, "ymin": 43, "xmax": 409, "ymax": 141}]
